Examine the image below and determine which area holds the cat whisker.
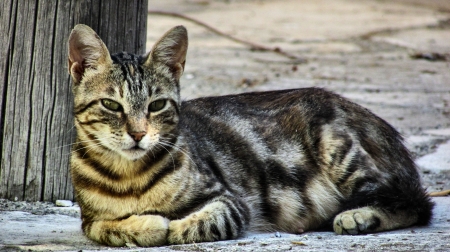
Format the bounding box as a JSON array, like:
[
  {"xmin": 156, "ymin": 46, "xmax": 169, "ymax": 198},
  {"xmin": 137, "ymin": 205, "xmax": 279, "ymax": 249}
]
[
  {"xmin": 156, "ymin": 143, "xmax": 176, "ymax": 169},
  {"xmin": 54, "ymin": 136, "xmax": 97, "ymax": 150},
  {"xmin": 80, "ymin": 142, "xmax": 108, "ymax": 159},
  {"xmin": 69, "ymin": 142, "xmax": 102, "ymax": 156},
  {"xmin": 158, "ymin": 140, "xmax": 199, "ymax": 169},
  {"xmin": 147, "ymin": 147, "xmax": 157, "ymax": 160},
  {"xmin": 67, "ymin": 137, "xmax": 112, "ymax": 157},
  {"xmin": 55, "ymin": 137, "xmax": 105, "ymax": 150}
]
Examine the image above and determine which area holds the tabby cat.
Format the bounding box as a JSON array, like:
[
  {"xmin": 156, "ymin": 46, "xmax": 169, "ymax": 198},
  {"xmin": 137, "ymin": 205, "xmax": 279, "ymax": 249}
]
[{"xmin": 68, "ymin": 24, "xmax": 433, "ymax": 247}]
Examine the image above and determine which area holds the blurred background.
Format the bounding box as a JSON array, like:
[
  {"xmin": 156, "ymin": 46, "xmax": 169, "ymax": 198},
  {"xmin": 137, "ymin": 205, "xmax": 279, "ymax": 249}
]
[{"xmin": 148, "ymin": 1, "xmax": 450, "ymax": 127}]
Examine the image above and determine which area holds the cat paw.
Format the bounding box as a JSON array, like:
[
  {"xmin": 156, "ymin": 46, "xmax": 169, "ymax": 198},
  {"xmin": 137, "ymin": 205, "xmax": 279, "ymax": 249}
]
[
  {"xmin": 124, "ymin": 215, "xmax": 170, "ymax": 246},
  {"xmin": 333, "ymin": 208, "xmax": 381, "ymax": 235},
  {"xmin": 168, "ymin": 218, "xmax": 218, "ymax": 244}
]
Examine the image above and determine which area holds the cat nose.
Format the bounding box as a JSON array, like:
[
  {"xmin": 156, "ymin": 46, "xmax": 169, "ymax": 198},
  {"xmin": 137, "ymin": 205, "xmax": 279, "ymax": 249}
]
[{"xmin": 128, "ymin": 132, "xmax": 146, "ymax": 142}]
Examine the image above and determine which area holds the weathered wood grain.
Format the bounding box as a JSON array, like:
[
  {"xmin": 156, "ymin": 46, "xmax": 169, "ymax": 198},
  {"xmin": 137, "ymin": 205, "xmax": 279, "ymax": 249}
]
[{"xmin": 0, "ymin": 0, "xmax": 148, "ymax": 201}]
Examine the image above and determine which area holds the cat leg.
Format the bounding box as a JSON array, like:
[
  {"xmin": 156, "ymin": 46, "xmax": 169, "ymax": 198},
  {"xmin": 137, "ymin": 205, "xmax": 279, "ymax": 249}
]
[
  {"xmin": 83, "ymin": 215, "xmax": 170, "ymax": 247},
  {"xmin": 168, "ymin": 195, "xmax": 249, "ymax": 244},
  {"xmin": 333, "ymin": 206, "xmax": 417, "ymax": 235}
]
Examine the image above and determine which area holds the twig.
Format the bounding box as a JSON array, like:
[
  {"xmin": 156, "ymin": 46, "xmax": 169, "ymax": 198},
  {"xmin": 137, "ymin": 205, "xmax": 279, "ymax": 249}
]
[
  {"xmin": 148, "ymin": 10, "xmax": 306, "ymax": 63},
  {"xmin": 429, "ymin": 189, "xmax": 450, "ymax": 197}
]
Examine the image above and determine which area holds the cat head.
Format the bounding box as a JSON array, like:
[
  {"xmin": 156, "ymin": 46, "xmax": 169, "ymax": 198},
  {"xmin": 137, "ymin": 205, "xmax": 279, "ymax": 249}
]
[{"xmin": 68, "ymin": 24, "xmax": 188, "ymax": 160}]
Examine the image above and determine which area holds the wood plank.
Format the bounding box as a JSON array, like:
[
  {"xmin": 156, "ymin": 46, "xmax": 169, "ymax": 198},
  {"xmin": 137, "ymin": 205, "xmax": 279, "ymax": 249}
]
[
  {"xmin": 0, "ymin": 1, "xmax": 13, "ymax": 188},
  {"xmin": 1, "ymin": 1, "xmax": 35, "ymax": 200},
  {"xmin": 1, "ymin": 0, "xmax": 148, "ymax": 201},
  {"xmin": 41, "ymin": 0, "xmax": 76, "ymax": 201}
]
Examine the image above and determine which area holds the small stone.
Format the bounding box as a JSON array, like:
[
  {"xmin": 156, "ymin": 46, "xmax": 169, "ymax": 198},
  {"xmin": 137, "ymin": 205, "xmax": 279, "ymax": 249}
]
[{"xmin": 55, "ymin": 200, "xmax": 73, "ymax": 207}]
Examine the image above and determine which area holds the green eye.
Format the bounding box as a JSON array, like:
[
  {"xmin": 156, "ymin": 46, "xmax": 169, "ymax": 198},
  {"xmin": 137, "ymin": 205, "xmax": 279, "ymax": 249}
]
[
  {"xmin": 149, "ymin": 100, "xmax": 166, "ymax": 112},
  {"xmin": 101, "ymin": 99, "xmax": 121, "ymax": 111}
]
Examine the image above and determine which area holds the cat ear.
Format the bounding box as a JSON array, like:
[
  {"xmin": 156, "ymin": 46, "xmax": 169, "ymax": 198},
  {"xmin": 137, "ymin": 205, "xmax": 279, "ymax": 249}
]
[
  {"xmin": 144, "ymin": 26, "xmax": 188, "ymax": 80},
  {"xmin": 68, "ymin": 24, "xmax": 113, "ymax": 84}
]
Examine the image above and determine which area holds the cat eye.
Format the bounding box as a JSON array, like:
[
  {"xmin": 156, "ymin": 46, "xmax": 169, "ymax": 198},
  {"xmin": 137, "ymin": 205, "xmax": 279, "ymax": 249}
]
[
  {"xmin": 101, "ymin": 99, "xmax": 121, "ymax": 111},
  {"xmin": 149, "ymin": 100, "xmax": 166, "ymax": 112}
]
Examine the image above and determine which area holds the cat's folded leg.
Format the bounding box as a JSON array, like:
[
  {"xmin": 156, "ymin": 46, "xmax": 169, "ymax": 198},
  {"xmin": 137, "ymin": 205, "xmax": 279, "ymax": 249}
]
[
  {"xmin": 168, "ymin": 196, "xmax": 248, "ymax": 244},
  {"xmin": 83, "ymin": 215, "xmax": 170, "ymax": 247},
  {"xmin": 333, "ymin": 206, "xmax": 416, "ymax": 235}
]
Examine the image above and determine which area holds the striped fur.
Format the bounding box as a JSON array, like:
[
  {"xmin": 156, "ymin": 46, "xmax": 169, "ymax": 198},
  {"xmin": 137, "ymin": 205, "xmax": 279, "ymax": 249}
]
[{"xmin": 68, "ymin": 24, "xmax": 433, "ymax": 247}]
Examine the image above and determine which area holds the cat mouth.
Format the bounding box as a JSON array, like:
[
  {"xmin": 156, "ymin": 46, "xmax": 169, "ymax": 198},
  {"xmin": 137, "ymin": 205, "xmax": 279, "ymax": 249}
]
[
  {"xmin": 125, "ymin": 145, "xmax": 146, "ymax": 152},
  {"xmin": 121, "ymin": 146, "xmax": 148, "ymax": 160}
]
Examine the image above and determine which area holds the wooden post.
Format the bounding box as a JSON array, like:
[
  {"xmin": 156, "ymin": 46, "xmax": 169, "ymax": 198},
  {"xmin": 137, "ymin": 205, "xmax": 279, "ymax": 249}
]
[{"xmin": 0, "ymin": 0, "xmax": 148, "ymax": 201}]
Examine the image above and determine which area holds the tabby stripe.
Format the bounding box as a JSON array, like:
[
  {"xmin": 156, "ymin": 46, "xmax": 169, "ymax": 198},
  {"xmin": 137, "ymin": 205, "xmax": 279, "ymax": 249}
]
[
  {"xmin": 222, "ymin": 194, "xmax": 250, "ymax": 224},
  {"xmin": 224, "ymin": 215, "xmax": 233, "ymax": 239},
  {"xmin": 169, "ymin": 99, "xmax": 180, "ymax": 115},
  {"xmin": 222, "ymin": 200, "xmax": 243, "ymax": 239},
  {"xmin": 76, "ymin": 119, "xmax": 103, "ymax": 126},
  {"xmin": 184, "ymin": 108, "xmax": 312, "ymax": 227},
  {"xmin": 71, "ymin": 169, "xmax": 102, "ymax": 193},
  {"xmin": 79, "ymin": 126, "xmax": 97, "ymax": 142},
  {"xmin": 82, "ymin": 221, "xmax": 93, "ymax": 234},
  {"xmin": 77, "ymin": 125, "xmax": 109, "ymax": 152},
  {"xmin": 74, "ymin": 101, "xmax": 98, "ymax": 115},
  {"xmin": 137, "ymin": 136, "xmax": 178, "ymax": 175},
  {"xmin": 74, "ymin": 145, "xmax": 122, "ymax": 180},
  {"xmin": 118, "ymin": 83, "xmax": 124, "ymax": 98},
  {"xmin": 197, "ymin": 220, "xmax": 206, "ymax": 238},
  {"xmin": 293, "ymin": 133, "xmax": 319, "ymax": 219},
  {"xmin": 138, "ymin": 149, "xmax": 183, "ymax": 186},
  {"xmin": 204, "ymin": 156, "xmax": 232, "ymax": 191},
  {"xmin": 138, "ymin": 146, "xmax": 174, "ymax": 175},
  {"xmin": 258, "ymin": 168, "xmax": 274, "ymax": 221},
  {"xmin": 170, "ymin": 189, "xmax": 225, "ymax": 219},
  {"xmin": 76, "ymin": 195, "xmax": 97, "ymax": 224},
  {"xmin": 74, "ymin": 142, "xmax": 183, "ymax": 197},
  {"xmin": 223, "ymin": 200, "xmax": 242, "ymax": 238},
  {"xmin": 185, "ymin": 110, "xmax": 273, "ymax": 222},
  {"xmin": 336, "ymin": 151, "xmax": 361, "ymax": 186},
  {"xmin": 303, "ymin": 102, "xmax": 336, "ymax": 165},
  {"xmin": 170, "ymin": 177, "xmax": 191, "ymax": 206},
  {"xmin": 182, "ymin": 228, "xmax": 190, "ymax": 241},
  {"xmin": 209, "ymin": 223, "xmax": 221, "ymax": 241},
  {"xmin": 127, "ymin": 157, "xmax": 183, "ymax": 197},
  {"xmin": 127, "ymin": 152, "xmax": 185, "ymax": 196},
  {"xmin": 103, "ymin": 229, "xmax": 122, "ymax": 246},
  {"xmin": 329, "ymin": 134, "xmax": 353, "ymax": 167}
]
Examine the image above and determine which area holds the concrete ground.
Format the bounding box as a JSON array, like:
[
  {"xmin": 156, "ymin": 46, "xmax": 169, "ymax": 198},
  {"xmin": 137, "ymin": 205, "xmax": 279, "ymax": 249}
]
[{"xmin": 1, "ymin": 0, "xmax": 450, "ymax": 251}]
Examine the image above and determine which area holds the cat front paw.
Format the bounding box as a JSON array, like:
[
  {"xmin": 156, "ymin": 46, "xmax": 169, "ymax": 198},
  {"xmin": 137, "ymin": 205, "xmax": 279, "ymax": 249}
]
[
  {"xmin": 87, "ymin": 215, "xmax": 170, "ymax": 247},
  {"xmin": 333, "ymin": 208, "xmax": 381, "ymax": 235},
  {"xmin": 127, "ymin": 215, "xmax": 170, "ymax": 246}
]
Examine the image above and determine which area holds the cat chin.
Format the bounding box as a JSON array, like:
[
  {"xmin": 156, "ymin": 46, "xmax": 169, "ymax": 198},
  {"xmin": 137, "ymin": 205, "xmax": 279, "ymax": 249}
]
[{"xmin": 119, "ymin": 148, "xmax": 149, "ymax": 161}]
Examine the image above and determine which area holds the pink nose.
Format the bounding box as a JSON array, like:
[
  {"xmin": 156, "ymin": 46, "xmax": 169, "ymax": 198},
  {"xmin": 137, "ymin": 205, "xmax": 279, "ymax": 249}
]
[{"xmin": 128, "ymin": 132, "xmax": 146, "ymax": 142}]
